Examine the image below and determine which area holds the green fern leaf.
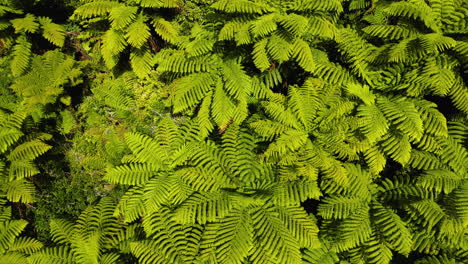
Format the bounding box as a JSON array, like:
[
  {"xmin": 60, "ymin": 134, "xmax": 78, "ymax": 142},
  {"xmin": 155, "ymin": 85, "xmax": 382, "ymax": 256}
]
[
  {"xmin": 101, "ymin": 29, "xmax": 127, "ymax": 69},
  {"xmin": 10, "ymin": 34, "xmax": 31, "ymax": 76},
  {"xmin": 0, "ymin": 128, "xmax": 23, "ymax": 154},
  {"xmin": 377, "ymin": 96, "xmax": 424, "ymax": 142},
  {"xmin": 267, "ymin": 33, "xmax": 291, "ymax": 62},
  {"xmin": 109, "ymin": 5, "xmax": 137, "ymax": 29},
  {"xmin": 38, "ymin": 17, "xmax": 65, "ymax": 47},
  {"xmin": 278, "ymin": 13, "xmax": 308, "ymax": 37},
  {"xmin": 417, "ymin": 169, "xmax": 463, "ymax": 194},
  {"xmin": 292, "ymin": 0, "xmax": 343, "ymax": 12},
  {"xmin": 7, "ymin": 140, "xmax": 51, "ymax": 161},
  {"xmin": 73, "ymin": 1, "xmax": 120, "ymax": 19},
  {"xmin": 28, "ymin": 246, "xmax": 74, "ymax": 264},
  {"xmin": 152, "ymin": 17, "xmax": 178, "ymax": 44},
  {"xmin": 49, "ymin": 219, "xmax": 74, "ymax": 245},
  {"xmin": 10, "ymin": 14, "xmax": 38, "ymax": 33},
  {"xmin": 250, "ymin": 14, "xmax": 277, "ymax": 38},
  {"xmin": 105, "ymin": 163, "xmax": 158, "ymax": 185},
  {"xmin": 373, "ymin": 203, "xmax": 413, "ymax": 255},
  {"xmin": 212, "ymin": 0, "xmax": 272, "ymax": 14},
  {"xmin": 318, "ymin": 195, "xmax": 365, "ymax": 220},
  {"xmin": 8, "ymin": 237, "xmax": 43, "ymax": 255},
  {"xmin": 0, "ymin": 219, "xmax": 28, "ymax": 253},
  {"xmin": 136, "ymin": 0, "xmax": 179, "ymax": 8},
  {"xmin": 334, "ymin": 206, "xmax": 372, "ymax": 252},
  {"xmin": 5, "ymin": 179, "xmax": 35, "ymax": 203},
  {"xmin": 358, "ymin": 104, "xmax": 389, "ymax": 143},
  {"xmin": 302, "ymin": 245, "xmax": 340, "ymax": 264},
  {"xmin": 252, "ymin": 39, "xmax": 270, "ymax": 71},
  {"xmin": 125, "ymin": 16, "xmax": 150, "ymax": 48},
  {"xmin": 130, "ymin": 47, "xmax": 154, "ymax": 78},
  {"xmin": 291, "ymin": 38, "xmax": 315, "ymax": 72},
  {"xmin": 172, "ymin": 73, "xmax": 215, "ymax": 112},
  {"xmin": 277, "ymin": 206, "xmax": 320, "ymax": 248}
]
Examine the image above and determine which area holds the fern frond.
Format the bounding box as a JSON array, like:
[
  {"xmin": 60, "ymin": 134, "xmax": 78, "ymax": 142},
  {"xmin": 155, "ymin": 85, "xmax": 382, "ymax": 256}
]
[
  {"xmin": 152, "ymin": 17, "xmax": 178, "ymax": 44},
  {"xmin": 318, "ymin": 195, "xmax": 365, "ymax": 220},
  {"xmin": 291, "ymin": 38, "xmax": 314, "ymax": 72},
  {"xmin": 380, "ymin": 130, "xmax": 412, "ymax": 166},
  {"xmin": 211, "ymin": 80, "xmax": 236, "ymax": 128},
  {"xmin": 101, "ymin": 29, "xmax": 127, "ymax": 69},
  {"xmin": 266, "ymin": 33, "xmax": 291, "ymax": 62},
  {"xmin": 136, "ymin": 0, "xmax": 179, "ymax": 8},
  {"xmin": 184, "ymin": 37, "xmax": 216, "ymax": 57},
  {"xmin": 0, "ymin": 128, "xmax": 23, "ymax": 153},
  {"xmin": 438, "ymin": 137, "xmax": 467, "ymax": 175},
  {"xmin": 28, "ymin": 246, "xmax": 74, "ymax": 264},
  {"xmin": 349, "ymin": 235, "xmax": 393, "ymax": 264},
  {"xmin": 449, "ymin": 80, "xmax": 468, "ymax": 114},
  {"xmin": 10, "ymin": 14, "xmax": 38, "ymax": 33},
  {"xmin": 377, "ymin": 96, "xmax": 424, "ymax": 142},
  {"xmin": 333, "ymin": 206, "xmax": 372, "ymax": 252},
  {"xmin": 274, "ymin": 179, "xmax": 321, "ymax": 205},
  {"xmin": 130, "ymin": 47, "xmax": 154, "ymax": 78},
  {"xmin": 307, "ymin": 16, "xmax": 337, "ymax": 39},
  {"xmin": 250, "ymin": 14, "xmax": 277, "ymax": 38},
  {"xmin": 10, "ymin": 34, "xmax": 31, "ymax": 76},
  {"xmin": 358, "ymin": 104, "xmax": 389, "ymax": 143},
  {"xmin": 8, "ymin": 160, "xmax": 39, "ymax": 180},
  {"xmin": 302, "ymin": 245, "xmax": 340, "ymax": 264},
  {"xmin": 0, "ymin": 219, "xmax": 27, "ymax": 253},
  {"xmin": 175, "ymin": 191, "xmax": 233, "ymax": 225},
  {"xmin": 73, "ymin": 1, "xmax": 120, "ymax": 19},
  {"xmin": 7, "ymin": 139, "xmax": 51, "ymax": 161},
  {"xmin": 385, "ymin": 1, "xmax": 439, "ymax": 31},
  {"xmin": 38, "ymin": 17, "xmax": 65, "ymax": 47},
  {"xmin": 252, "ymin": 39, "xmax": 270, "ymax": 71},
  {"xmin": 417, "ymin": 169, "xmax": 463, "ymax": 194},
  {"xmin": 363, "ymin": 146, "xmax": 386, "ymax": 175},
  {"xmin": 49, "ymin": 219, "xmax": 74, "ymax": 245},
  {"xmin": 105, "ymin": 163, "xmax": 158, "ymax": 185},
  {"xmin": 409, "ymin": 149, "xmax": 444, "ymax": 171},
  {"xmin": 171, "ymin": 73, "xmax": 215, "ymax": 112},
  {"xmin": 125, "ymin": 15, "xmax": 150, "ymax": 48},
  {"xmin": 5, "ymin": 179, "xmax": 35, "ymax": 203},
  {"xmin": 252, "ymin": 206, "xmax": 303, "ymax": 263},
  {"xmin": 155, "ymin": 49, "xmax": 212, "ymax": 73},
  {"xmin": 109, "ymin": 5, "xmax": 137, "ymax": 29},
  {"xmin": 114, "ymin": 187, "xmax": 145, "ymax": 222},
  {"xmin": 373, "ymin": 203, "xmax": 413, "ymax": 255},
  {"xmin": 291, "ymin": 0, "xmax": 343, "ymax": 12},
  {"xmin": 363, "ymin": 25, "xmax": 419, "ymax": 40},
  {"xmin": 407, "ymin": 199, "xmax": 445, "ymax": 230},
  {"xmin": 0, "ymin": 253, "xmax": 29, "ymax": 264},
  {"xmin": 277, "ymin": 206, "xmax": 320, "ymax": 248},
  {"xmin": 222, "ymin": 59, "xmax": 251, "ymax": 100},
  {"xmin": 212, "ymin": 0, "xmax": 272, "ymax": 14},
  {"xmin": 8, "ymin": 237, "xmax": 43, "ymax": 254}
]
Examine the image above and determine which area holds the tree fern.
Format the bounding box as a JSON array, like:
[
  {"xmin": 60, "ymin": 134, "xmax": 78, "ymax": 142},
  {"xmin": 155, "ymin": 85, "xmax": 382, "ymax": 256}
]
[
  {"xmin": 0, "ymin": 204, "xmax": 43, "ymax": 262},
  {"xmin": 72, "ymin": 0, "xmax": 180, "ymax": 77},
  {"xmin": 29, "ymin": 198, "xmax": 131, "ymax": 264}
]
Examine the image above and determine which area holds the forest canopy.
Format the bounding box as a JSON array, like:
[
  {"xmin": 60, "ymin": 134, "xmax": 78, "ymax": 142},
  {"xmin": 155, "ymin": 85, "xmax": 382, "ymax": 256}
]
[{"xmin": 0, "ymin": 0, "xmax": 467, "ymax": 263}]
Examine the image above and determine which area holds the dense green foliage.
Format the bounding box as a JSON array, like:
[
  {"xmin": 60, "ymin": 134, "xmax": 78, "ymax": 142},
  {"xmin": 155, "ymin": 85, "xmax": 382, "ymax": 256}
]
[{"xmin": 0, "ymin": 0, "xmax": 467, "ymax": 263}]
